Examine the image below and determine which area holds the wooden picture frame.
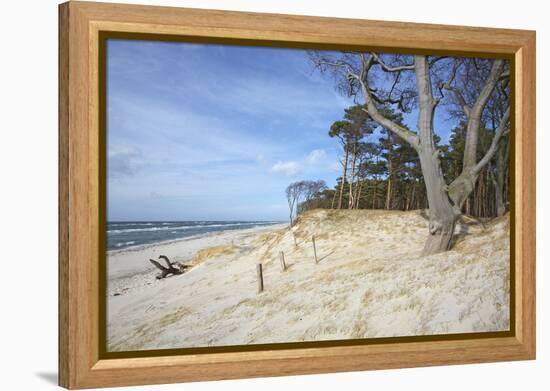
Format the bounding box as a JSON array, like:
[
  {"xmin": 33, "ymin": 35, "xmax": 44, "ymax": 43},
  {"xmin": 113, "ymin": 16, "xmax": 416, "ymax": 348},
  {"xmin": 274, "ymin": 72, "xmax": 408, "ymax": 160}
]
[{"xmin": 59, "ymin": 1, "xmax": 536, "ymax": 388}]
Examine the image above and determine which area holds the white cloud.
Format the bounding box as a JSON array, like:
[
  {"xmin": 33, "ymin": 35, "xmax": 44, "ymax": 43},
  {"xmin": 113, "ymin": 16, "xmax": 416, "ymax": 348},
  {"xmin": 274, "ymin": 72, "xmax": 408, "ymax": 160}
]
[
  {"xmin": 108, "ymin": 144, "xmax": 142, "ymax": 178},
  {"xmin": 306, "ymin": 149, "xmax": 326, "ymax": 165},
  {"xmin": 269, "ymin": 161, "xmax": 302, "ymax": 177}
]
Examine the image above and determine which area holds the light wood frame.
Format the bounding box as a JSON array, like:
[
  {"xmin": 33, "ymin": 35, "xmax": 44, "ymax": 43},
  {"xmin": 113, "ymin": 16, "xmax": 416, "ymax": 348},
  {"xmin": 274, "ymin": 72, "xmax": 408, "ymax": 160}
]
[{"xmin": 59, "ymin": 1, "xmax": 536, "ymax": 389}]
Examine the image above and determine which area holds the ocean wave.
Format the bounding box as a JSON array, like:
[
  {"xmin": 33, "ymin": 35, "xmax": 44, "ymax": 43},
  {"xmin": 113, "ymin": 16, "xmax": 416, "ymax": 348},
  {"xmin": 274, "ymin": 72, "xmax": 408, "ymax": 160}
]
[
  {"xmin": 109, "ymin": 223, "xmax": 154, "ymax": 227},
  {"xmin": 107, "ymin": 221, "xmax": 272, "ymax": 234},
  {"xmin": 115, "ymin": 241, "xmax": 135, "ymax": 247}
]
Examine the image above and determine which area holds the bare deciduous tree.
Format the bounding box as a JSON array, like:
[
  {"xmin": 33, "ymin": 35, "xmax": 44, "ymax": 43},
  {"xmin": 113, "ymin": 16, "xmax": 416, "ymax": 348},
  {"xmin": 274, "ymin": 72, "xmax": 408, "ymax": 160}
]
[
  {"xmin": 286, "ymin": 180, "xmax": 328, "ymax": 225},
  {"xmin": 285, "ymin": 181, "xmax": 304, "ymax": 226},
  {"xmin": 311, "ymin": 52, "xmax": 510, "ymax": 255},
  {"xmin": 301, "ymin": 180, "xmax": 327, "ymax": 212}
]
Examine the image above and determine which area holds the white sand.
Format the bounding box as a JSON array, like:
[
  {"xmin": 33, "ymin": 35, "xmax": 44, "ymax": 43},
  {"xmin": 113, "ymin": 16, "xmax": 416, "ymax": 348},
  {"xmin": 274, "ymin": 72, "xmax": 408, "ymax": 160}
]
[
  {"xmin": 107, "ymin": 210, "xmax": 510, "ymax": 352},
  {"xmin": 106, "ymin": 225, "xmax": 286, "ymax": 297}
]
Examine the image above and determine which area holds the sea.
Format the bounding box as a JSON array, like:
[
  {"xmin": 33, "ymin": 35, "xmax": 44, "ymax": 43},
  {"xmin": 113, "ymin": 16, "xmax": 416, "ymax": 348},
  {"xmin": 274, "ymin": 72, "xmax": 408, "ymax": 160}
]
[{"xmin": 106, "ymin": 221, "xmax": 282, "ymax": 251}]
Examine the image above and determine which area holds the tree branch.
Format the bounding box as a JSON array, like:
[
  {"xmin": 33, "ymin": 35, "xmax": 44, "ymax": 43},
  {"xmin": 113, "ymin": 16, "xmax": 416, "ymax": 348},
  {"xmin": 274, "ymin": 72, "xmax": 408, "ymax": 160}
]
[
  {"xmin": 463, "ymin": 59, "xmax": 506, "ymax": 170},
  {"xmin": 499, "ymin": 70, "xmax": 510, "ymax": 80},
  {"xmin": 312, "ymin": 53, "xmax": 419, "ymax": 149},
  {"xmin": 388, "ymin": 71, "xmax": 401, "ymax": 98},
  {"xmin": 440, "ymin": 60, "xmax": 461, "ymax": 90},
  {"xmin": 371, "ymin": 53, "xmax": 415, "ymax": 72},
  {"xmin": 439, "ymin": 59, "xmax": 470, "ymax": 115},
  {"xmin": 429, "ymin": 56, "xmax": 449, "ymax": 67},
  {"xmin": 473, "ymin": 107, "xmax": 511, "ymax": 174},
  {"xmin": 357, "ymin": 54, "xmax": 420, "ymax": 149},
  {"xmin": 315, "ymin": 59, "xmax": 356, "ymax": 76}
]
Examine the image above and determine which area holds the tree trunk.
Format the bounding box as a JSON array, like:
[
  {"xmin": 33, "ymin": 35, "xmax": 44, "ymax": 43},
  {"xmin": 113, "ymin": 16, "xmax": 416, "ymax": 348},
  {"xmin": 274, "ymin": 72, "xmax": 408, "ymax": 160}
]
[
  {"xmin": 385, "ymin": 163, "xmax": 393, "ymax": 210},
  {"xmin": 418, "ymin": 149, "xmax": 457, "ymax": 256},
  {"xmin": 337, "ymin": 146, "xmax": 349, "ymax": 209},
  {"xmin": 495, "ymin": 186, "xmax": 505, "ymax": 216},
  {"xmin": 491, "ymin": 166, "xmax": 506, "ymax": 217},
  {"xmin": 490, "ymin": 135, "xmax": 509, "ymax": 217},
  {"xmin": 408, "ymin": 182, "xmax": 416, "ymax": 211},
  {"xmin": 356, "ymin": 180, "xmax": 363, "ymax": 209},
  {"xmin": 385, "ymin": 135, "xmax": 394, "ymax": 209},
  {"xmin": 348, "ymin": 144, "xmax": 357, "ymax": 209},
  {"xmin": 414, "ymin": 56, "xmax": 459, "ymax": 256},
  {"xmin": 371, "ymin": 179, "xmax": 377, "ymax": 209},
  {"xmin": 356, "ymin": 184, "xmax": 360, "ymax": 209}
]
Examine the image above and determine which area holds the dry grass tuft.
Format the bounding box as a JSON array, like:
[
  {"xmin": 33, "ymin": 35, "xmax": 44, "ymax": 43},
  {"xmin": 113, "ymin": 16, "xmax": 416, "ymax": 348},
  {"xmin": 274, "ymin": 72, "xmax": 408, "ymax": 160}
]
[{"xmin": 191, "ymin": 245, "xmax": 236, "ymax": 265}]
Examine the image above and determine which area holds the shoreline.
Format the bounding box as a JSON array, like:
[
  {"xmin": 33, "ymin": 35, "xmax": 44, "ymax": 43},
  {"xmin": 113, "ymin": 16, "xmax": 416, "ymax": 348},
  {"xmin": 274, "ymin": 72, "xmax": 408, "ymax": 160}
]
[
  {"xmin": 106, "ymin": 209, "xmax": 509, "ymax": 351},
  {"xmin": 107, "ymin": 222, "xmax": 285, "ymax": 254},
  {"xmin": 107, "ymin": 223, "xmax": 288, "ymax": 295}
]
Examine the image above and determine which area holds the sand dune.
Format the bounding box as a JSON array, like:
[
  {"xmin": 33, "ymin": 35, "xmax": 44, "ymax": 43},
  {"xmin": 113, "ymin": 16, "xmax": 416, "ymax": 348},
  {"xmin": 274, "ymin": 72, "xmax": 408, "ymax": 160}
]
[{"xmin": 106, "ymin": 209, "xmax": 510, "ymax": 352}]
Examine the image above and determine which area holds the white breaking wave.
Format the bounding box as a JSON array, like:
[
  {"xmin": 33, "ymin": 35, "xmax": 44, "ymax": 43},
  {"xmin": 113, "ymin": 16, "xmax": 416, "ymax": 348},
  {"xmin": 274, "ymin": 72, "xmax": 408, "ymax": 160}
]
[
  {"xmin": 109, "ymin": 223, "xmax": 154, "ymax": 227},
  {"xmin": 107, "ymin": 222, "xmax": 270, "ymax": 234},
  {"xmin": 115, "ymin": 241, "xmax": 135, "ymax": 247}
]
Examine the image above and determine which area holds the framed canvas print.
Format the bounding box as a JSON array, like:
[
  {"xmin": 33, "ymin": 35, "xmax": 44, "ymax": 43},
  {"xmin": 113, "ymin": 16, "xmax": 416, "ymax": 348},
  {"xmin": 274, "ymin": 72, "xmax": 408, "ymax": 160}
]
[{"xmin": 58, "ymin": 1, "xmax": 536, "ymax": 389}]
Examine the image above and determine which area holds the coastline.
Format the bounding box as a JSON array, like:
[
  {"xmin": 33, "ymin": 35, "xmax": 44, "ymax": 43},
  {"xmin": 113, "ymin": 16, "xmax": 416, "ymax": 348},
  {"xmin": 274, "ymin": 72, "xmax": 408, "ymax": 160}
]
[
  {"xmin": 106, "ymin": 209, "xmax": 510, "ymax": 352},
  {"xmin": 107, "ymin": 223, "xmax": 287, "ymax": 294},
  {"xmin": 107, "ymin": 222, "xmax": 285, "ymax": 256}
]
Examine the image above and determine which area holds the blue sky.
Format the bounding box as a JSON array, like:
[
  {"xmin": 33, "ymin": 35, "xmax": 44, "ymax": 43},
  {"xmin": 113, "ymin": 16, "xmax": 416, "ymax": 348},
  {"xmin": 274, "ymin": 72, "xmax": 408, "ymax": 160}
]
[{"xmin": 106, "ymin": 39, "xmax": 456, "ymax": 221}]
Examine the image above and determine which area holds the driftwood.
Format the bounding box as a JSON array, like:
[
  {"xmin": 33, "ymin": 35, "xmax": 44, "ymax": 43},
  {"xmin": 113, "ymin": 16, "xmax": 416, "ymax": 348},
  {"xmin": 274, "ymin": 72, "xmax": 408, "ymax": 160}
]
[{"xmin": 149, "ymin": 255, "xmax": 189, "ymax": 279}]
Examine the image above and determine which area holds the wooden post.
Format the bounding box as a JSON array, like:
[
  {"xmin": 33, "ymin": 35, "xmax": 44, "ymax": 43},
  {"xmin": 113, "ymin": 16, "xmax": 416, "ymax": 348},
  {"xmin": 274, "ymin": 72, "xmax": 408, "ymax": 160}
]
[
  {"xmin": 256, "ymin": 264, "xmax": 264, "ymax": 293},
  {"xmin": 312, "ymin": 235, "xmax": 318, "ymax": 264},
  {"xmin": 279, "ymin": 251, "xmax": 286, "ymax": 272}
]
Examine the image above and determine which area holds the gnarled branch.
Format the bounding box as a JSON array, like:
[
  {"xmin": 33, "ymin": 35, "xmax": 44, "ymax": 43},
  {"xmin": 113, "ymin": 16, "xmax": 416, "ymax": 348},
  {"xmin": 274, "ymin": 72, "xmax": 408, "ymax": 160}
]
[
  {"xmin": 149, "ymin": 255, "xmax": 188, "ymax": 279},
  {"xmin": 463, "ymin": 59, "xmax": 506, "ymax": 170},
  {"xmin": 439, "ymin": 59, "xmax": 471, "ymax": 115},
  {"xmin": 358, "ymin": 54, "xmax": 420, "ymax": 149},
  {"xmin": 473, "ymin": 107, "xmax": 511, "ymax": 174},
  {"xmin": 371, "ymin": 53, "xmax": 415, "ymax": 72}
]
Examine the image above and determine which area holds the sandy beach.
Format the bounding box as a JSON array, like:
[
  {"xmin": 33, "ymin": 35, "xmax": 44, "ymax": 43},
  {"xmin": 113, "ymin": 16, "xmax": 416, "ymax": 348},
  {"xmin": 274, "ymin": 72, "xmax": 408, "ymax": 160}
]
[
  {"xmin": 106, "ymin": 224, "xmax": 286, "ymax": 296},
  {"xmin": 106, "ymin": 209, "xmax": 510, "ymax": 352}
]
